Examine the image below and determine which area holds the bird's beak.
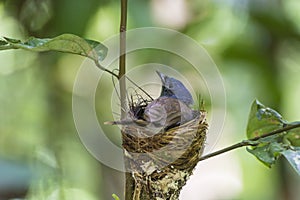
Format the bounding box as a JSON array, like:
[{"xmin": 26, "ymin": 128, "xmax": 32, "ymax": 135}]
[{"xmin": 156, "ymin": 71, "xmax": 166, "ymax": 84}]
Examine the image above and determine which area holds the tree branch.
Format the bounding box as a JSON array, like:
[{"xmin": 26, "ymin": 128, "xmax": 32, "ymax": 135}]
[{"xmin": 199, "ymin": 123, "xmax": 300, "ymax": 161}]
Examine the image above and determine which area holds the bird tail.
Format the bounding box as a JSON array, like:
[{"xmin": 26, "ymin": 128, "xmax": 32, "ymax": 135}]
[
  {"xmin": 104, "ymin": 119, "xmax": 148, "ymax": 126},
  {"xmin": 104, "ymin": 120, "xmax": 132, "ymax": 125}
]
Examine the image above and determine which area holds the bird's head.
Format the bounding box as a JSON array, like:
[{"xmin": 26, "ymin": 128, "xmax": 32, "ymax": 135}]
[{"xmin": 156, "ymin": 71, "xmax": 194, "ymax": 106}]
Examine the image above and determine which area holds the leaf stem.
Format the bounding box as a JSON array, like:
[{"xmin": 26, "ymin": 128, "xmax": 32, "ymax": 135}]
[
  {"xmin": 93, "ymin": 60, "xmax": 119, "ymax": 78},
  {"xmin": 199, "ymin": 123, "xmax": 300, "ymax": 162}
]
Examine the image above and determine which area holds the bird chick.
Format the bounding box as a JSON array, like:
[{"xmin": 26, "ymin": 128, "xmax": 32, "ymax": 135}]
[{"xmin": 105, "ymin": 71, "xmax": 198, "ymax": 130}]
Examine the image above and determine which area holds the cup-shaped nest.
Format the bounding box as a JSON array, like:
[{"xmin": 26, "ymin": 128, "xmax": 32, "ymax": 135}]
[
  {"xmin": 122, "ymin": 110, "xmax": 208, "ymax": 174},
  {"xmin": 122, "ymin": 108, "xmax": 208, "ymax": 199}
]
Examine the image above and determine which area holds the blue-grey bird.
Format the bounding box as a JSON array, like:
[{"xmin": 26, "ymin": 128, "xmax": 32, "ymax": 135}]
[
  {"xmin": 156, "ymin": 71, "xmax": 194, "ymax": 106},
  {"xmin": 105, "ymin": 71, "xmax": 198, "ymax": 130}
]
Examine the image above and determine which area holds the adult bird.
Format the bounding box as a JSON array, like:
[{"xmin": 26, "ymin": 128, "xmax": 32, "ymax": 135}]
[
  {"xmin": 156, "ymin": 71, "xmax": 194, "ymax": 106},
  {"xmin": 106, "ymin": 71, "xmax": 198, "ymax": 130}
]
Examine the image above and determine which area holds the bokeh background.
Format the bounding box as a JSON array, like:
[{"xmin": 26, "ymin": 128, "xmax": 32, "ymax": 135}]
[{"xmin": 0, "ymin": 0, "xmax": 300, "ymax": 199}]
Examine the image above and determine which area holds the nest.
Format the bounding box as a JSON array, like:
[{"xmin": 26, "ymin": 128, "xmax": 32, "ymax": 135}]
[{"xmin": 122, "ymin": 106, "xmax": 208, "ymax": 200}]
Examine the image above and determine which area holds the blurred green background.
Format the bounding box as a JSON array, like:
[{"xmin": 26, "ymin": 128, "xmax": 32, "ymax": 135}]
[{"xmin": 0, "ymin": 0, "xmax": 300, "ymax": 199}]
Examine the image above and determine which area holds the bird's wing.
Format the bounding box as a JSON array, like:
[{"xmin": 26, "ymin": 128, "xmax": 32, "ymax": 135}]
[
  {"xmin": 144, "ymin": 99, "xmax": 182, "ymax": 127},
  {"xmin": 143, "ymin": 103, "xmax": 167, "ymax": 126}
]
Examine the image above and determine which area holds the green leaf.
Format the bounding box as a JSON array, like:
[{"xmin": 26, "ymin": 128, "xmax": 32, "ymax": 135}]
[
  {"xmin": 246, "ymin": 100, "xmax": 289, "ymax": 168},
  {"xmin": 0, "ymin": 40, "xmax": 7, "ymax": 46},
  {"xmin": 282, "ymin": 148, "xmax": 300, "ymax": 175},
  {"xmin": 245, "ymin": 100, "xmax": 300, "ymax": 174},
  {"xmin": 247, "ymin": 142, "xmax": 287, "ymax": 167},
  {"xmin": 0, "ymin": 34, "xmax": 108, "ymax": 61},
  {"xmin": 284, "ymin": 122, "xmax": 300, "ymax": 147},
  {"xmin": 246, "ymin": 99, "xmax": 286, "ymax": 139},
  {"xmin": 112, "ymin": 194, "xmax": 120, "ymax": 200}
]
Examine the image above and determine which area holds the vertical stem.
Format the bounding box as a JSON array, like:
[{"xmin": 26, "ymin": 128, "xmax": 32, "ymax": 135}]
[
  {"xmin": 119, "ymin": 0, "xmax": 134, "ymax": 199},
  {"xmin": 119, "ymin": 0, "xmax": 127, "ymax": 117}
]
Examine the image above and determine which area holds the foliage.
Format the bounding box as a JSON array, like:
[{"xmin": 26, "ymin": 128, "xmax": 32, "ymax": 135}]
[
  {"xmin": 1, "ymin": 0, "xmax": 300, "ymax": 199},
  {"xmin": 112, "ymin": 194, "xmax": 120, "ymax": 200},
  {"xmin": 0, "ymin": 32, "xmax": 299, "ymax": 199},
  {"xmin": 0, "ymin": 34, "xmax": 108, "ymax": 62},
  {"xmin": 246, "ymin": 100, "xmax": 300, "ymax": 174}
]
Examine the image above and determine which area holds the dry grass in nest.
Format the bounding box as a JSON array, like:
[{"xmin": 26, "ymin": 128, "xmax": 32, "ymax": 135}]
[{"xmin": 122, "ymin": 107, "xmax": 208, "ymax": 200}]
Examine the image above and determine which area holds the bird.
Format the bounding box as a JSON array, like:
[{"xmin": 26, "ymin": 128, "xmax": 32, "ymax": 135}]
[
  {"xmin": 156, "ymin": 71, "xmax": 194, "ymax": 106},
  {"xmin": 105, "ymin": 71, "xmax": 198, "ymax": 130},
  {"xmin": 141, "ymin": 96, "xmax": 197, "ymax": 129}
]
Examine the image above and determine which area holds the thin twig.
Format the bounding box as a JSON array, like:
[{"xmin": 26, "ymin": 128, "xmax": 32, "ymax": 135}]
[
  {"xmin": 199, "ymin": 123, "xmax": 300, "ymax": 161},
  {"xmin": 125, "ymin": 76, "xmax": 154, "ymax": 101},
  {"xmin": 199, "ymin": 140, "xmax": 258, "ymax": 161},
  {"xmin": 112, "ymin": 69, "xmax": 121, "ymax": 101},
  {"xmin": 249, "ymin": 123, "xmax": 300, "ymax": 141},
  {"xmin": 119, "ymin": 0, "xmax": 127, "ymax": 118}
]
